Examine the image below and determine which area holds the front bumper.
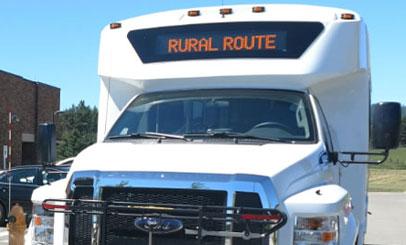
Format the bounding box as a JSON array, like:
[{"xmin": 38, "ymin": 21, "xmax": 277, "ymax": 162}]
[
  {"xmin": 43, "ymin": 198, "xmax": 287, "ymax": 244},
  {"xmin": 49, "ymin": 171, "xmax": 286, "ymax": 245}
]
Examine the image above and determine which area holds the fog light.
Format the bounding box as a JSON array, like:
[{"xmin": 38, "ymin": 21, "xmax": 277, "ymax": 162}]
[{"xmin": 32, "ymin": 203, "xmax": 54, "ymax": 244}]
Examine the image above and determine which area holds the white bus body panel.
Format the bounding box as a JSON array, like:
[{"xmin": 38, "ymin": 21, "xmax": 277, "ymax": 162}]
[
  {"xmin": 97, "ymin": 4, "xmax": 367, "ymax": 141},
  {"xmin": 284, "ymin": 185, "xmax": 358, "ymax": 244},
  {"xmin": 44, "ymin": 4, "xmax": 370, "ymax": 245}
]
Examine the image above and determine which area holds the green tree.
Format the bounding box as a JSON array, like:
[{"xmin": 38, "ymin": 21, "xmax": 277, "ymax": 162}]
[{"xmin": 56, "ymin": 101, "xmax": 98, "ymax": 160}]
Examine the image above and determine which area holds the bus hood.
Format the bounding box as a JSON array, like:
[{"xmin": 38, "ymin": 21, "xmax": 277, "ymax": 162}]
[
  {"xmin": 70, "ymin": 142, "xmax": 330, "ymax": 200},
  {"xmin": 31, "ymin": 178, "xmax": 68, "ymax": 203}
]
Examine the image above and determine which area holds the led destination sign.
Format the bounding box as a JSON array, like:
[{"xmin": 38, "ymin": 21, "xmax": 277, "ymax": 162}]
[
  {"xmin": 166, "ymin": 33, "xmax": 283, "ymax": 54},
  {"xmin": 128, "ymin": 22, "xmax": 323, "ymax": 63}
]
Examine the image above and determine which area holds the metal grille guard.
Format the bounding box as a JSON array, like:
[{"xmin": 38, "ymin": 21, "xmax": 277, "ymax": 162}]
[{"xmin": 43, "ymin": 198, "xmax": 287, "ymax": 241}]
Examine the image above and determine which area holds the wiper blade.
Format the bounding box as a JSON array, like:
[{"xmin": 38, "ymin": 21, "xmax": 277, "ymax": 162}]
[
  {"xmin": 106, "ymin": 134, "xmax": 151, "ymax": 140},
  {"xmin": 184, "ymin": 131, "xmax": 293, "ymax": 143},
  {"xmin": 107, "ymin": 132, "xmax": 190, "ymax": 141}
]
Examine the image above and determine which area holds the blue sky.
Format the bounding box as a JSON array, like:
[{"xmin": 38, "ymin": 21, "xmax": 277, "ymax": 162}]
[{"xmin": 1, "ymin": 0, "xmax": 405, "ymax": 109}]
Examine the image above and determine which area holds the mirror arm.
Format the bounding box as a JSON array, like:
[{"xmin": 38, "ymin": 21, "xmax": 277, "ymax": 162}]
[{"xmin": 329, "ymin": 149, "xmax": 389, "ymax": 165}]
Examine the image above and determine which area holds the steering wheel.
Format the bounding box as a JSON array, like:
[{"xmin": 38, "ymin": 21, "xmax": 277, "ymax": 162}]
[{"xmin": 249, "ymin": 121, "xmax": 294, "ymax": 133}]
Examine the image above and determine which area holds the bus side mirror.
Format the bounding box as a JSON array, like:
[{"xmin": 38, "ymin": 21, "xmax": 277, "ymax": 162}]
[
  {"xmin": 372, "ymin": 102, "xmax": 401, "ymax": 150},
  {"xmin": 37, "ymin": 123, "xmax": 56, "ymax": 164}
]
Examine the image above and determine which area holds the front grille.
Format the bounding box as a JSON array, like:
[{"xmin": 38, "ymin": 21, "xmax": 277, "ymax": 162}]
[
  {"xmin": 67, "ymin": 187, "xmax": 271, "ymax": 245},
  {"xmin": 101, "ymin": 187, "xmax": 227, "ymax": 245},
  {"xmin": 102, "ymin": 187, "xmax": 227, "ymax": 206},
  {"xmin": 69, "ymin": 187, "xmax": 93, "ymax": 245}
]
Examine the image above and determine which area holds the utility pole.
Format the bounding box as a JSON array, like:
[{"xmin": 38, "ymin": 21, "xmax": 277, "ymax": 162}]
[
  {"xmin": 7, "ymin": 112, "xmax": 19, "ymax": 214},
  {"xmin": 7, "ymin": 111, "xmax": 12, "ymax": 215},
  {"xmin": 6, "ymin": 112, "xmax": 26, "ymax": 245},
  {"xmin": 7, "ymin": 111, "xmax": 12, "ymax": 171}
]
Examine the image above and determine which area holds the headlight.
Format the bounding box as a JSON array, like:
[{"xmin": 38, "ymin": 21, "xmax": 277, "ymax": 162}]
[
  {"xmin": 293, "ymin": 216, "xmax": 338, "ymax": 245},
  {"xmin": 31, "ymin": 203, "xmax": 54, "ymax": 245}
]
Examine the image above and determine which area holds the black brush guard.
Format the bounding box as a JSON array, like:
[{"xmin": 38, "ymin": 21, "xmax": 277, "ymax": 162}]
[{"xmin": 43, "ymin": 198, "xmax": 287, "ymax": 245}]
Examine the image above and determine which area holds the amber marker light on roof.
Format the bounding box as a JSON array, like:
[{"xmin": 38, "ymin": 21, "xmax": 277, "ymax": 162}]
[
  {"xmin": 252, "ymin": 6, "xmax": 265, "ymax": 13},
  {"xmin": 220, "ymin": 8, "xmax": 233, "ymax": 15},
  {"xmin": 341, "ymin": 13, "xmax": 355, "ymax": 20},
  {"xmin": 110, "ymin": 22, "xmax": 122, "ymax": 29},
  {"xmin": 188, "ymin": 10, "xmax": 200, "ymax": 17}
]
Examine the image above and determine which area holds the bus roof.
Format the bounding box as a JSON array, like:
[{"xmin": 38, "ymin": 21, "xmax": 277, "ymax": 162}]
[
  {"xmin": 98, "ymin": 4, "xmax": 367, "ymax": 86},
  {"xmin": 113, "ymin": 4, "xmax": 359, "ymax": 30}
]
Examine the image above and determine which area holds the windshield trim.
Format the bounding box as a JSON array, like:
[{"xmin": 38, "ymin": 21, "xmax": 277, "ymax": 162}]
[{"xmin": 105, "ymin": 88, "xmax": 319, "ymax": 144}]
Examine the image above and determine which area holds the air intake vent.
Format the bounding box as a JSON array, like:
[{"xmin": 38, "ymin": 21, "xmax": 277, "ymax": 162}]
[
  {"xmin": 234, "ymin": 191, "xmax": 263, "ymax": 208},
  {"xmin": 73, "ymin": 177, "xmax": 94, "ymax": 186},
  {"xmin": 233, "ymin": 192, "xmax": 266, "ymax": 245},
  {"xmin": 69, "ymin": 187, "xmax": 93, "ymax": 245}
]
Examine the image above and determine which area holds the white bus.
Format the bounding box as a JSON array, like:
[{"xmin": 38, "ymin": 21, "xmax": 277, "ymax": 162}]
[{"xmin": 29, "ymin": 4, "xmax": 400, "ymax": 245}]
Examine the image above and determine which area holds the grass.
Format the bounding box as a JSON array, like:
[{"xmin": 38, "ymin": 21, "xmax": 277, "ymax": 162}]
[
  {"xmin": 368, "ymin": 169, "xmax": 406, "ymax": 192},
  {"xmin": 367, "ymin": 147, "xmax": 406, "ymax": 192},
  {"xmin": 369, "ymin": 147, "xmax": 406, "ymax": 169}
]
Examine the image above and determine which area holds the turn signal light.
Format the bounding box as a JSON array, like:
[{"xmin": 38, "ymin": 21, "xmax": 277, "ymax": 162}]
[
  {"xmin": 341, "ymin": 13, "xmax": 355, "ymax": 20},
  {"xmin": 294, "ymin": 216, "xmax": 338, "ymax": 244},
  {"xmin": 252, "ymin": 6, "xmax": 265, "ymax": 13},
  {"xmin": 188, "ymin": 10, "xmax": 200, "ymax": 17},
  {"xmin": 240, "ymin": 214, "xmax": 281, "ymax": 221},
  {"xmin": 33, "ymin": 215, "xmax": 42, "ymax": 226},
  {"xmin": 220, "ymin": 8, "xmax": 233, "ymax": 15},
  {"xmin": 42, "ymin": 202, "xmax": 68, "ymax": 211},
  {"xmin": 321, "ymin": 231, "xmax": 337, "ymax": 242}
]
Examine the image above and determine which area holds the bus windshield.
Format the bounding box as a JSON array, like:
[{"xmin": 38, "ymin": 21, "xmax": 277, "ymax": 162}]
[{"xmin": 107, "ymin": 89, "xmax": 316, "ymax": 142}]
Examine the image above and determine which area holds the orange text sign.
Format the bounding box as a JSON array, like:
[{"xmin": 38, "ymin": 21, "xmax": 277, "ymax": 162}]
[{"xmin": 168, "ymin": 34, "xmax": 278, "ymax": 53}]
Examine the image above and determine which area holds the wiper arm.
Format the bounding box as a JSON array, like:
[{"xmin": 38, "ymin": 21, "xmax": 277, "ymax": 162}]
[
  {"xmin": 227, "ymin": 133, "xmax": 294, "ymax": 143},
  {"xmin": 143, "ymin": 132, "xmax": 190, "ymax": 141},
  {"xmin": 230, "ymin": 133, "xmax": 293, "ymax": 143},
  {"xmin": 107, "ymin": 132, "xmax": 190, "ymax": 141}
]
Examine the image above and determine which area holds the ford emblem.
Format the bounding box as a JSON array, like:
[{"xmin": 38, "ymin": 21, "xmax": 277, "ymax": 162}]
[{"xmin": 134, "ymin": 217, "xmax": 183, "ymax": 234}]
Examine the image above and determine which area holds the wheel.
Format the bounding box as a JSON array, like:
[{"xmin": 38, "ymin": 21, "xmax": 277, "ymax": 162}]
[{"xmin": 0, "ymin": 202, "xmax": 6, "ymax": 226}]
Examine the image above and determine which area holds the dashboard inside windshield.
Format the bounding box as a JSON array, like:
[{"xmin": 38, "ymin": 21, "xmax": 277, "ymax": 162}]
[{"xmin": 107, "ymin": 89, "xmax": 316, "ymax": 142}]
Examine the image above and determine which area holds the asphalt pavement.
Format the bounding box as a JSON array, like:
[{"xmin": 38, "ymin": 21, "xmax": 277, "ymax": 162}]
[
  {"xmin": 0, "ymin": 192, "xmax": 404, "ymax": 244},
  {"xmin": 364, "ymin": 192, "xmax": 406, "ymax": 245},
  {"xmin": 0, "ymin": 229, "xmax": 7, "ymax": 245}
]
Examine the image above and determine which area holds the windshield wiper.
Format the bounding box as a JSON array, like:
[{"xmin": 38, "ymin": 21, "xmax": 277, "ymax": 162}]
[
  {"xmin": 106, "ymin": 132, "xmax": 190, "ymax": 142},
  {"xmin": 184, "ymin": 131, "xmax": 294, "ymax": 143}
]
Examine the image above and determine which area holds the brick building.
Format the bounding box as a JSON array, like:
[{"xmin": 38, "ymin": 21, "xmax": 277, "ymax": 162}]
[{"xmin": 0, "ymin": 70, "xmax": 60, "ymax": 168}]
